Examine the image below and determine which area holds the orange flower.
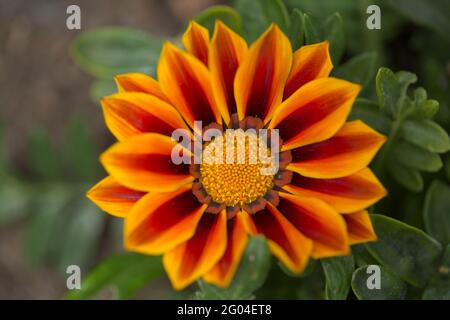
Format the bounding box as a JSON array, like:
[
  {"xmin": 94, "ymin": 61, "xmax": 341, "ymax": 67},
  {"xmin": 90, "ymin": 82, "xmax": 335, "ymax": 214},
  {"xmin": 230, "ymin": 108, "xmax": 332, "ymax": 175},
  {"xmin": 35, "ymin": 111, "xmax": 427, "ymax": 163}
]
[{"xmin": 87, "ymin": 21, "xmax": 387, "ymax": 290}]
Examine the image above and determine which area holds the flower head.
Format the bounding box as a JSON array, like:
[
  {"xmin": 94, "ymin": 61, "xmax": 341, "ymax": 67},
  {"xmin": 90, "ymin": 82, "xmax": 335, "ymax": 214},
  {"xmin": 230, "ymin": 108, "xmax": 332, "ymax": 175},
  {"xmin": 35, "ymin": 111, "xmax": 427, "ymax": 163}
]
[{"xmin": 87, "ymin": 21, "xmax": 387, "ymax": 290}]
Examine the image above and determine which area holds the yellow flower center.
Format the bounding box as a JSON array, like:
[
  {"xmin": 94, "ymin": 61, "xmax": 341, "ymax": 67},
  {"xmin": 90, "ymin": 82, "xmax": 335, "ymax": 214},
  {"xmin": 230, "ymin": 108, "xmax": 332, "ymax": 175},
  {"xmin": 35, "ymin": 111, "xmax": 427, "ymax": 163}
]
[{"xmin": 200, "ymin": 130, "xmax": 275, "ymax": 207}]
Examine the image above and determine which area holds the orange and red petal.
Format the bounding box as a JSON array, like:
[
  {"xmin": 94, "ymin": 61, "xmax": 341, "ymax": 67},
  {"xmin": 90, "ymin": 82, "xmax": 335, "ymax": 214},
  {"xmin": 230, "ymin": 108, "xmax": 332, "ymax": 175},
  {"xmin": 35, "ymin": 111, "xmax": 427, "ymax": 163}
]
[
  {"xmin": 284, "ymin": 168, "xmax": 387, "ymax": 214},
  {"xmin": 234, "ymin": 24, "xmax": 292, "ymax": 123},
  {"xmin": 269, "ymin": 77, "xmax": 361, "ymax": 150},
  {"xmin": 101, "ymin": 92, "xmax": 190, "ymax": 141},
  {"xmin": 242, "ymin": 204, "xmax": 312, "ymax": 273},
  {"xmin": 157, "ymin": 42, "xmax": 221, "ymax": 129},
  {"xmin": 283, "ymin": 41, "xmax": 333, "ymax": 99},
  {"xmin": 87, "ymin": 176, "xmax": 145, "ymax": 218},
  {"xmin": 125, "ymin": 184, "xmax": 206, "ymax": 255},
  {"xmin": 163, "ymin": 211, "xmax": 227, "ymax": 290},
  {"xmin": 209, "ymin": 21, "xmax": 248, "ymax": 125},
  {"xmin": 182, "ymin": 21, "xmax": 210, "ymax": 65},
  {"xmin": 100, "ymin": 133, "xmax": 193, "ymax": 192},
  {"xmin": 278, "ymin": 192, "xmax": 349, "ymax": 259},
  {"xmin": 203, "ymin": 211, "xmax": 248, "ymax": 287},
  {"xmin": 288, "ymin": 120, "xmax": 386, "ymax": 178},
  {"xmin": 115, "ymin": 73, "xmax": 169, "ymax": 102},
  {"xmin": 344, "ymin": 210, "xmax": 377, "ymax": 245}
]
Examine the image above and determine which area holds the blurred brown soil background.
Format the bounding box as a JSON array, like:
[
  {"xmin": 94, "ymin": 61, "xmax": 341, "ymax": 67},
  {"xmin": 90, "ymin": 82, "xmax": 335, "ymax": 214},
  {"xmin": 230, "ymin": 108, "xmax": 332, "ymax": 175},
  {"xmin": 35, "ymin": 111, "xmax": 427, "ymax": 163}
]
[{"xmin": 0, "ymin": 0, "xmax": 224, "ymax": 299}]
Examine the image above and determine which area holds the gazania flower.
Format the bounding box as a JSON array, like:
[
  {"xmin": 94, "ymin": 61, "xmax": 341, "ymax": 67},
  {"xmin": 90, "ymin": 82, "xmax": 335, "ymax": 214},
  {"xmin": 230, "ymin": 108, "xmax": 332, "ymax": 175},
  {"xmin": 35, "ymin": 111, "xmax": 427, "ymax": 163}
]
[{"xmin": 87, "ymin": 21, "xmax": 387, "ymax": 290}]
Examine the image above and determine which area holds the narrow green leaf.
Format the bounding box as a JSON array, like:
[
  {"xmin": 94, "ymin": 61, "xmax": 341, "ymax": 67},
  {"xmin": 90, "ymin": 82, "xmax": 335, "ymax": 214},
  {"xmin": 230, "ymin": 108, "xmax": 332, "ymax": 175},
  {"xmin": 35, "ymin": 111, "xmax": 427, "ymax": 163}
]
[
  {"xmin": 422, "ymin": 244, "xmax": 450, "ymax": 300},
  {"xmin": 65, "ymin": 253, "xmax": 164, "ymax": 300},
  {"xmin": 334, "ymin": 52, "xmax": 378, "ymax": 88},
  {"xmin": 400, "ymin": 119, "xmax": 450, "ymax": 153},
  {"xmin": 321, "ymin": 255, "xmax": 354, "ymax": 300},
  {"xmin": 64, "ymin": 115, "xmax": 101, "ymax": 181},
  {"xmin": 234, "ymin": 0, "xmax": 266, "ymax": 42},
  {"xmin": 24, "ymin": 187, "xmax": 73, "ymax": 265},
  {"xmin": 392, "ymin": 141, "xmax": 442, "ymax": 172},
  {"xmin": 196, "ymin": 236, "xmax": 271, "ymax": 299},
  {"xmin": 57, "ymin": 200, "xmax": 104, "ymax": 273},
  {"xmin": 366, "ymin": 214, "xmax": 442, "ymax": 287},
  {"xmin": 351, "ymin": 265, "xmax": 407, "ymax": 300},
  {"xmin": 288, "ymin": 9, "xmax": 304, "ymax": 50},
  {"xmin": 387, "ymin": 159, "xmax": 423, "ymax": 192},
  {"xmin": 348, "ymin": 98, "xmax": 391, "ymax": 134},
  {"xmin": 322, "ymin": 13, "xmax": 345, "ymax": 64},
  {"xmin": 423, "ymin": 180, "xmax": 450, "ymax": 245},
  {"xmin": 303, "ymin": 14, "xmax": 321, "ymax": 44},
  {"xmin": 195, "ymin": 5, "xmax": 242, "ymax": 33},
  {"xmin": 70, "ymin": 27, "xmax": 162, "ymax": 78},
  {"xmin": 259, "ymin": 0, "xmax": 290, "ymax": 33},
  {"xmin": 28, "ymin": 128, "xmax": 62, "ymax": 181},
  {"xmin": 0, "ymin": 178, "xmax": 31, "ymax": 225}
]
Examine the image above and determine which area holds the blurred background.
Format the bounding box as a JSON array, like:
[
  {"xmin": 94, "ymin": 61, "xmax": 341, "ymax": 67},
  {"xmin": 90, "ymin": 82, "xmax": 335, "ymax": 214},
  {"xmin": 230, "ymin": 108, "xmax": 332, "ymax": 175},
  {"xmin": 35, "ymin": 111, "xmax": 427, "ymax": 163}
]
[{"xmin": 0, "ymin": 0, "xmax": 448, "ymax": 299}]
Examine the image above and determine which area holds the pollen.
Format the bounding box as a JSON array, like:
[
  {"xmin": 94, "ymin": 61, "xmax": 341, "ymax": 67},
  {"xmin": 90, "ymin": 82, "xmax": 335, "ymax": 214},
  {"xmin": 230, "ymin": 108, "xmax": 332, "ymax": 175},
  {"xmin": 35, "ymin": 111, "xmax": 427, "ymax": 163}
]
[{"xmin": 200, "ymin": 130, "xmax": 275, "ymax": 207}]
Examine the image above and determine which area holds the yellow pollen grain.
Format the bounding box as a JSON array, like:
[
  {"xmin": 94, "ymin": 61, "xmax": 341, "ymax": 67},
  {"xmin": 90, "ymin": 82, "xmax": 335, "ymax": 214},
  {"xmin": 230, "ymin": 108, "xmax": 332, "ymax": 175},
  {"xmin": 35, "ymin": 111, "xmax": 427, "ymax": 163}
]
[{"xmin": 200, "ymin": 130, "xmax": 274, "ymax": 207}]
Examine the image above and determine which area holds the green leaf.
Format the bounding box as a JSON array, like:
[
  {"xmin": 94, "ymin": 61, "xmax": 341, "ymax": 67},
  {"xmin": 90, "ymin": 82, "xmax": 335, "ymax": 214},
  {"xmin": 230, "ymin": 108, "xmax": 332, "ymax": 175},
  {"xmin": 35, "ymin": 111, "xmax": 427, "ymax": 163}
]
[
  {"xmin": 376, "ymin": 68, "xmax": 416, "ymax": 118},
  {"xmin": 334, "ymin": 52, "xmax": 378, "ymax": 88},
  {"xmin": 348, "ymin": 98, "xmax": 391, "ymax": 134},
  {"xmin": 90, "ymin": 79, "xmax": 117, "ymax": 102},
  {"xmin": 56, "ymin": 200, "xmax": 104, "ymax": 273},
  {"xmin": 392, "ymin": 141, "xmax": 442, "ymax": 172},
  {"xmin": 352, "ymin": 244, "xmax": 379, "ymax": 267},
  {"xmin": 64, "ymin": 115, "xmax": 101, "ymax": 181},
  {"xmin": 196, "ymin": 236, "xmax": 271, "ymax": 299},
  {"xmin": 321, "ymin": 255, "xmax": 354, "ymax": 300},
  {"xmin": 65, "ymin": 253, "xmax": 164, "ymax": 300},
  {"xmin": 70, "ymin": 27, "xmax": 162, "ymax": 79},
  {"xmin": 288, "ymin": 9, "xmax": 304, "ymax": 50},
  {"xmin": 387, "ymin": 159, "xmax": 423, "ymax": 192},
  {"xmin": 422, "ymin": 244, "xmax": 450, "ymax": 300},
  {"xmin": 303, "ymin": 14, "xmax": 321, "ymax": 44},
  {"xmin": 0, "ymin": 178, "xmax": 30, "ymax": 225},
  {"xmin": 423, "ymin": 180, "xmax": 450, "ymax": 245},
  {"xmin": 234, "ymin": 0, "xmax": 290, "ymax": 42},
  {"xmin": 28, "ymin": 128, "xmax": 62, "ymax": 181},
  {"xmin": 279, "ymin": 258, "xmax": 317, "ymax": 279},
  {"xmin": 388, "ymin": 0, "xmax": 450, "ymax": 42},
  {"xmin": 259, "ymin": 0, "xmax": 290, "ymax": 33},
  {"xmin": 195, "ymin": 5, "xmax": 242, "ymax": 33},
  {"xmin": 366, "ymin": 214, "xmax": 442, "ymax": 287},
  {"xmin": 322, "ymin": 13, "xmax": 344, "ymax": 64},
  {"xmin": 351, "ymin": 265, "xmax": 407, "ymax": 300},
  {"xmin": 400, "ymin": 119, "xmax": 450, "ymax": 153},
  {"xmin": 24, "ymin": 186, "xmax": 73, "ymax": 265}
]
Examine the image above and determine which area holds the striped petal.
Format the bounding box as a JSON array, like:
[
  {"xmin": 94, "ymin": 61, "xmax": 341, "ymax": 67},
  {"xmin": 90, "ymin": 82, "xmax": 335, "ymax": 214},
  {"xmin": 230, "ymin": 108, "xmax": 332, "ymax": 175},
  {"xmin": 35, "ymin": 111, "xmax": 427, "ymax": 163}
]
[
  {"xmin": 100, "ymin": 133, "xmax": 193, "ymax": 192},
  {"xmin": 163, "ymin": 211, "xmax": 227, "ymax": 290},
  {"xmin": 157, "ymin": 43, "xmax": 221, "ymax": 129},
  {"xmin": 344, "ymin": 210, "xmax": 377, "ymax": 245},
  {"xmin": 209, "ymin": 21, "xmax": 248, "ymax": 124},
  {"xmin": 101, "ymin": 92, "xmax": 190, "ymax": 141},
  {"xmin": 277, "ymin": 192, "xmax": 349, "ymax": 258},
  {"xmin": 182, "ymin": 21, "xmax": 210, "ymax": 65},
  {"xmin": 87, "ymin": 176, "xmax": 145, "ymax": 218},
  {"xmin": 203, "ymin": 211, "xmax": 248, "ymax": 287},
  {"xmin": 269, "ymin": 78, "xmax": 361, "ymax": 150},
  {"xmin": 283, "ymin": 41, "xmax": 333, "ymax": 99},
  {"xmin": 115, "ymin": 73, "xmax": 169, "ymax": 102},
  {"xmin": 242, "ymin": 204, "xmax": 312, "ymax": 273},
  {"xmin": 288, "ymin": 120, "xmax": 386, "ymax": 178},
  {"xmin": 284, "ymin": 168, "xmax": 387, "ymax": 213},
  {"xmin": 125, "ymin": 184, "xmax": 206, "ymax": 255},
  {"xmin": 235, "ymin": 24, "xmax": 292, "ymax": 123}
]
